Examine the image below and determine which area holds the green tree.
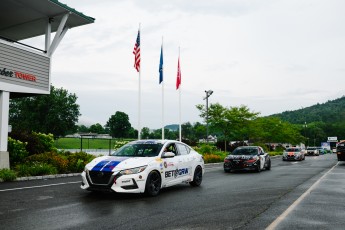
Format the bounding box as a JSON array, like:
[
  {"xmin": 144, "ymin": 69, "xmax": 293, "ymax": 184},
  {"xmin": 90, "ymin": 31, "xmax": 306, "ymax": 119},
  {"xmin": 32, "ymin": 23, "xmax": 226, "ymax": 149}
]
[
  {"xmin": 249, "ymin": 117, "xmax": 303, "ymax": 145},
  {"xmin": 9, "ymin": 85, "xmax": 80, "ymax": 137},
  {"xmin": 89, "ymin": 123, "xmax": 104, "ymax": 134},
  {"xmin": 141, "ymin": 127, "xmax": 151, "ymax": 139},
  {"xmin": 193, "ymin": 122, "xmax": 206, "ymax": 140},
  {"xmin": 196, "ymin": 103, "xmax": 259, "ymax": 151},
  {"xmin": 78, "ymin": 125, "xmax": 89, "ymax": 133},
  {"xmin": 106, "ymin": 111, "xmax": 132, "ymax": 138}
]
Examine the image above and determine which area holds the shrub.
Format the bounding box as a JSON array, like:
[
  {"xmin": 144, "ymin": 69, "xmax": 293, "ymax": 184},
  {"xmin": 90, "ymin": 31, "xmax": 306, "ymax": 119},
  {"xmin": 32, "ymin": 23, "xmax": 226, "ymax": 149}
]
[
  {"xmin": 203, "ymin": 154, "xmax": 223, "ymax": 163},
  {"xmin": 33, "ymin": 132, "xmax": 57, "ymax": 152},
  {"xmin": 0, "ymin": 169, "xmax": 17, "ymax": 181},
  {"xmin": 197, "ymin": 144, "xmax": 217, "ymax": 154},
  {"xmin": 60, "ymin": 151, "xmax": 96, "ymax": 173},
  {"xmin": 8, "ymin": 137, "xmax": 29, "ymax": 166},
  {"xmin": 268, "ymin": 151, "xmax": 282, "ymax": 156},
  {"xmin": 9, "ymin": 131, "xmax": 56, "ymax": 155},
  {"xmin": 15, "ymin": 163, "xmax": 58, "ymax": 177},
  {"xmin": 25, "ymin": 152, "xmax": 68, "ymax": 173}
]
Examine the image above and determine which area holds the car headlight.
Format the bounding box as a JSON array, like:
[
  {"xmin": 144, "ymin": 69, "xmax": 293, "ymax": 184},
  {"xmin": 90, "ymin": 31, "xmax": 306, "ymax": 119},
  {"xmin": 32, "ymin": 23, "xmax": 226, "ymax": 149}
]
[{"xmin": 120, "ymin": 166, "xmax": 147, "ymax": 175}]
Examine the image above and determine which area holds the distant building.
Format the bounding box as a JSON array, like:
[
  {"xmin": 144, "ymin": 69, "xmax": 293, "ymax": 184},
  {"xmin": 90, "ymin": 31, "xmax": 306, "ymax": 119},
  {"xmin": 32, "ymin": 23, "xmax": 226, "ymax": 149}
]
[
  {"xmin": 65, "ymin": 133, "xmax": 111, "ymax": 139},
  {"xmin": 199, "ymin": 135, "xmax": 217, "ymax": 143}
]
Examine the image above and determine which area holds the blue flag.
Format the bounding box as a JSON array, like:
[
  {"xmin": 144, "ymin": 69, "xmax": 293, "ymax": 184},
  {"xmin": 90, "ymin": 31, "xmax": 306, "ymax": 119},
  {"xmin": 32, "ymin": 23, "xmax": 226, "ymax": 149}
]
[{"xmin": 159, "ymin": 45, "xmax": 163, "ymax": 84}]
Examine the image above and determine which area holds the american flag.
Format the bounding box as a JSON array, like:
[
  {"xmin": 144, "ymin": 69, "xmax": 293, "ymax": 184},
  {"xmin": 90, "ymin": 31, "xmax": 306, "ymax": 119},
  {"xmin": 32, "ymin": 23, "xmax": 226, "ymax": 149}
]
[
  {"xmin": 133, "ymin": 30, "xmax": 140, "ymax": 72},
  {"xmin": 176, "ymin": 57, "xmax": 181, "ymax": 89}
]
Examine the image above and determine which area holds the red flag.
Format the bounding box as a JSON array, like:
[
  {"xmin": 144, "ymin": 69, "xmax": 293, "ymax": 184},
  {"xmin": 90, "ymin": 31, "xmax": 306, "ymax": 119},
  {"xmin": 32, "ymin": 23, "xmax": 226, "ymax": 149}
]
[
  {"xmin": 176, "ymin": 57, "xmax": 181, "ymax": 89},
  {"xmin": 133, "ymin": 30, "xmax": 140, "ymax": 72}
]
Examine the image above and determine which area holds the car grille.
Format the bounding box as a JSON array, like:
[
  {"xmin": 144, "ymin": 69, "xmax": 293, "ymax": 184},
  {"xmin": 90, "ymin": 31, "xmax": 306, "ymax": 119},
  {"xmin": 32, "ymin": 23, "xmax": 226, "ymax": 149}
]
[
  {"xmin": 229, "ymin": 160, "xmax": 245, "ymax": 168},
  {"xmin": 88, "ymin": 171, "xmax": 114, "ymax": 185}
]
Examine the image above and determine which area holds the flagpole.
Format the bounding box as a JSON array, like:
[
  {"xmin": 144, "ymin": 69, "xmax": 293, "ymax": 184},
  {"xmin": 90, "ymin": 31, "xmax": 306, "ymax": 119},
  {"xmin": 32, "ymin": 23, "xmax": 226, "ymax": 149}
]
[
  {"xmin": 161, "ymin": 37, "xmax": 165, "ymax": 140},
  {"xmin": 178, "ymin": 47, "xmax": 182, "ymax": 142},
  {"xmin": 138, "ymin": 23, "xmax": 141, "ymax": 140}
]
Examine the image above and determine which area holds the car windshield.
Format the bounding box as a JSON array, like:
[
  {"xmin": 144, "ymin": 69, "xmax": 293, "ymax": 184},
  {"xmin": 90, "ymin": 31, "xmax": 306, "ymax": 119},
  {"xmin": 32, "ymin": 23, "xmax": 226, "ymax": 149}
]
[
  {"xmin": 232, "ymin": 147, "xmax": 258, "ymax": 156},
  {"xmin": 307, "ymin": 147, "xmax": 316, "ymax": 150},
  {"xmin": 111, "ymin": 143, "xmax": 163, "ymax": 157},
  {"xmin": 286, "ymin": 148, "xmax": 301, "ymax": 152}
]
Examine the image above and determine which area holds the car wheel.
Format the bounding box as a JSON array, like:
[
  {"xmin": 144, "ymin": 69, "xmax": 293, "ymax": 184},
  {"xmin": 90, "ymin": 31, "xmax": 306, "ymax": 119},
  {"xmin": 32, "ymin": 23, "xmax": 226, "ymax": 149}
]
[
  {"xmin": 145, "ymin": 171, "xmax": 161, "ymax": 196},
  {"xmin": 190, "ymin": 166, "xmax": 203, "ymax": 187},
  {"xmin": 224, "ymin": 168, "xmax": 231, "ymax": 173},
  {"xmin": 266, "ymin": 159, "xmax": 271, "ymax": 170}
]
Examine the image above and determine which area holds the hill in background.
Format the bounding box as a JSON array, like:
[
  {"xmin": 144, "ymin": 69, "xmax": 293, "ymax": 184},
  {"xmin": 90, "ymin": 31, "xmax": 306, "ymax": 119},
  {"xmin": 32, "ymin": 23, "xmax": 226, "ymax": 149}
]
[
  {"xmin": 270, "ymin": 96, "xmax": 345, "ymax": 124},
  {"xmin": 165, "ymin": 124, "xmax": 179, "ymax": 131}
]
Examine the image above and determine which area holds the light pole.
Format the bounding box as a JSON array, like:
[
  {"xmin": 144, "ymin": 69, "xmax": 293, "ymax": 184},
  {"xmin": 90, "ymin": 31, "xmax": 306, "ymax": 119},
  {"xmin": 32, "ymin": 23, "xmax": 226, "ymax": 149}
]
[
  {"xmin": 304, "ymin": 121, "xmax": 308, "ymax": 147},
  {"xmin": 204, "ymin": 90, "xmax": 213, "ymax": 143}
]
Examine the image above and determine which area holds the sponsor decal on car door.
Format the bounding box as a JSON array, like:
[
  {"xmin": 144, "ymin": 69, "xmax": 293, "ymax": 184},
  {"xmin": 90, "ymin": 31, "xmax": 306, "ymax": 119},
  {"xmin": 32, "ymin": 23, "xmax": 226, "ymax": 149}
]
[
  {"xmin": 163, "ymin": 157, "xmax": 179, "ymax": 186},
  {"xmin": 176, "ymin": 143, "xmax": 193, "ymax": 182}
]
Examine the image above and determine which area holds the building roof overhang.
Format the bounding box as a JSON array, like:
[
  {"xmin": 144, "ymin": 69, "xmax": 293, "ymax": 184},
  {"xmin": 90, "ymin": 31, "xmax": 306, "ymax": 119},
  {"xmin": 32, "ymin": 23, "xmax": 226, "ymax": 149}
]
[{"xmin": 0, "ymin": 0, "xmax": 95, "ymax": 41}]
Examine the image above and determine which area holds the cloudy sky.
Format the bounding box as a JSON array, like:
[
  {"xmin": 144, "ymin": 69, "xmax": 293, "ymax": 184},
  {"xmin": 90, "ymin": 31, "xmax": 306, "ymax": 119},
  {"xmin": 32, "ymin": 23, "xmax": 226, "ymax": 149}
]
[{"xmin": 27, "ymin": 0, "xmax": 345, "ymax": 130}]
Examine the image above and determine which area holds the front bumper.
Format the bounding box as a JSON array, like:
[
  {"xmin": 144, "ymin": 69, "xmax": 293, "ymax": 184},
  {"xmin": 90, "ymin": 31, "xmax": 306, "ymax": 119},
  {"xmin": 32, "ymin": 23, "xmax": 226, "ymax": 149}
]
[
  {"xmin": 81, "ymin": 170, "xmax": 147, "ymax": 193},
  {"xmin": 282, "ymin": 155, "xmax": 302, "ymax": 161},
  {"xmin": 224, "ymin": 160, "xmax": 259, "ymax": 171}
]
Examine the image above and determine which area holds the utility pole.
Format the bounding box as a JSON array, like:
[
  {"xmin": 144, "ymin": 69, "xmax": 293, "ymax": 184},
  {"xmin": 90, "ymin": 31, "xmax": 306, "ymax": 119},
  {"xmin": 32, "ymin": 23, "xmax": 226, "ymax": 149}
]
[{"xmin": 204, "ymin": 90, "xmax": 213, "ymax": 143}]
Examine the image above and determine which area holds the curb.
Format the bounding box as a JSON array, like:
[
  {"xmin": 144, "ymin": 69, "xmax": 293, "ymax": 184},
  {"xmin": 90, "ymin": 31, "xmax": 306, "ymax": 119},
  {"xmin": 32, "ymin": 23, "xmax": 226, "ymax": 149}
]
[
  {"xmin": 0, "ymin": 173, "xmax": 81, "ymax": 183},
  {"xmin": 14, "ymin": 173, "xmax": 81, "ymax": 181}
]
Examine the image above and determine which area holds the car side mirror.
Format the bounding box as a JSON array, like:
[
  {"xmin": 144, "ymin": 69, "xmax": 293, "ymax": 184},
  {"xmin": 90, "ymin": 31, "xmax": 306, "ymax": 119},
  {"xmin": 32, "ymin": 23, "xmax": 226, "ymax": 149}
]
[{"xmin": 162, "ymin": 152, "xmax": 175, "ymax": 158}]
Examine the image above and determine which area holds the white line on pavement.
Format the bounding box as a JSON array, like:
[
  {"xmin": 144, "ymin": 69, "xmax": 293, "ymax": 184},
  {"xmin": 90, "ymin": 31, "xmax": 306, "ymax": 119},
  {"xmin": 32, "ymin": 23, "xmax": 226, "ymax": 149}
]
[
  {"xmin": 266, "ymin": 161, "xmax": 339, "ymax": 230},
  {"xmin": 0, "ymin": 181, "xmax": 80, "ymax": 192}
]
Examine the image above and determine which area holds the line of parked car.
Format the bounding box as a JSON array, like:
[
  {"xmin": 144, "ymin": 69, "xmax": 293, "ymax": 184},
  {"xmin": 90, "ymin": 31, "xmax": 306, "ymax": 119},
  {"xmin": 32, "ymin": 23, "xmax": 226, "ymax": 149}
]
[{"xmin": 282, "ymin": 146, "xmax": 332, "ymax": 161}]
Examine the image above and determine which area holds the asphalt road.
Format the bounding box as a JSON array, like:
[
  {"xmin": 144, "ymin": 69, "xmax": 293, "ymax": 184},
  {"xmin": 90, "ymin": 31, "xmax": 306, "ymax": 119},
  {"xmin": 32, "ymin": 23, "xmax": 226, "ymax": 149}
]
[{"xmin": 0, "ymin": 154, "xmax": 344, "ymax": 230}]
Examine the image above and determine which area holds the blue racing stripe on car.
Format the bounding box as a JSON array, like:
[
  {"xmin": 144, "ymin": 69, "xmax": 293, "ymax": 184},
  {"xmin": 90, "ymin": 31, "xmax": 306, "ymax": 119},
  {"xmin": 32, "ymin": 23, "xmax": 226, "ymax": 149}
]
[{"xmin": 91, "ymin": 161, "xmax": 121, "ymax": 172}]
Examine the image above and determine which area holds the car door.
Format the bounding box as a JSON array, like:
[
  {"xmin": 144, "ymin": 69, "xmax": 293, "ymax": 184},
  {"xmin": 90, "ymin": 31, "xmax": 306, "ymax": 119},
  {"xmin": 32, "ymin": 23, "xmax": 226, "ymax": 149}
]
[
  {"xmin": 161, "ymin": 143, "xmax": 182, "ymax": 186},
  {"xmin": 175, "ymin": 143, "xmax": 193, "ymax": 182}
]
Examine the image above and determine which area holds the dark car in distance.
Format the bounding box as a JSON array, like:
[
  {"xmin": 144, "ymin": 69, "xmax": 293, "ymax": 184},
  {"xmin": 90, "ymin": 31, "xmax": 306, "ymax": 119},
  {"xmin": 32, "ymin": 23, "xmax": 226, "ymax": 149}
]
[{"xmin": 224, "ymin": 146, "xmax": 271, "ymax": 173}]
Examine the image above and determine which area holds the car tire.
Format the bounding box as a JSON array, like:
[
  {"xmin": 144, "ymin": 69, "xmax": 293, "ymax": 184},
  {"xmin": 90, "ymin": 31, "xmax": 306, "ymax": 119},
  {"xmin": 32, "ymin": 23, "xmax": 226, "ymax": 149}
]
[
  {"xmin": 190, "ymin": 166, "xmax": 203, "ymax": 187},
  {"xmin": 145, "ymin": 171, "xmax": 161, "ymax": 196},
  {"xmin": 224, "ymin": 168, "xmax": 231, "ymax": 173},
  {"xmin": 266, "ymin": 159, "xmax": 271, "ymax": 170}
]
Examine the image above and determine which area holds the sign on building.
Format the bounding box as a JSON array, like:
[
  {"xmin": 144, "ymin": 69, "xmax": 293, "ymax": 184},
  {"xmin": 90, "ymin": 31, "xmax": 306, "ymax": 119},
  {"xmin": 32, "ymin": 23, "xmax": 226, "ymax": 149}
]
[
  {"xmin": 0, "ymin": 40, "xmax": 50, "ymax": 95},
  {"xmin": 327, "ymin": 137, "xmax": 338, "ymax": 142}
]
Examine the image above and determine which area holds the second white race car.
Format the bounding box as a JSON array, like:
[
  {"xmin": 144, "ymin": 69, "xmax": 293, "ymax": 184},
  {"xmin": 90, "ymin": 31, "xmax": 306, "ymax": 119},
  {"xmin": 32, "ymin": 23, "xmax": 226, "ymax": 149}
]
[{"xmin": 81, "ymin": 140, "xmax": 204, "ymax": 196}]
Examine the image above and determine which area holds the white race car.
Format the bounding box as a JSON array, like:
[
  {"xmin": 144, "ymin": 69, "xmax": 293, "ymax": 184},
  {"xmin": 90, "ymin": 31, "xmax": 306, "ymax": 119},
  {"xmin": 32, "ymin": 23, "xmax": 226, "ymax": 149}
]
[{"xmin": 81, "ymin": 140, "xmax": 205, "ymax": 196}]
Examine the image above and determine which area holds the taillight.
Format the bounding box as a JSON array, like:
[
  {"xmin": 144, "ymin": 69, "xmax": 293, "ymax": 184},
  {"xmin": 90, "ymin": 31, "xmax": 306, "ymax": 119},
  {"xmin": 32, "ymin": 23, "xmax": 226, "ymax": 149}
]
[{"xmin": 224, "ymin": 159, "xmax": 230, "ymax": 163}]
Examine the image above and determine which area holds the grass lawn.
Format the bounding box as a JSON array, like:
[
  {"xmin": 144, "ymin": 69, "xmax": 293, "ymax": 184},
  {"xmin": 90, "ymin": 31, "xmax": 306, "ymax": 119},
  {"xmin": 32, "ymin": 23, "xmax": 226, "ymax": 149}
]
[{"xmin": 54, "ymin": 138, "xmax": 134, "ymax": 149}]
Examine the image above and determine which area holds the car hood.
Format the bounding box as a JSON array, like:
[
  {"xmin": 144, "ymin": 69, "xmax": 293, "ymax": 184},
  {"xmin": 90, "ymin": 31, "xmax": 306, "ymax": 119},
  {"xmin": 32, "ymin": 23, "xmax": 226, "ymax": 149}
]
[
  {"xmin": 226, "ymin": 155, "xmax": 256, "ymax": 160},
  {"xmin": 86, "ymin": 155, "xmax": 158, "ymax": 172}
]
